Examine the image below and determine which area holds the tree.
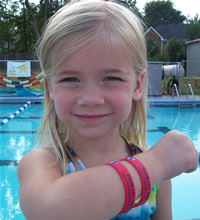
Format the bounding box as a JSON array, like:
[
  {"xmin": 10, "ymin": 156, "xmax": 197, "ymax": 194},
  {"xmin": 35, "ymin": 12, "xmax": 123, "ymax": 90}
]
[
  {"xmin": 144, "ymin": 0, "xmax": 186, "ymax": 27},
  {"xmin": 146, "ymin": 37, "xmax": 160, "ymax": 59},
  {"xmin": 0, "ymin": 0, "xmax": 70, "ymax": 53},
  {"xmin": 24, "ymin": 0, "xmax": 41, "ymax": 41},
  {"xmin": 14, "ymin": 2, "xmax": 36, "ymax": 52},
  {"xmin": 184, "ymin": 14, "xmax": 200, "ymax": 40},
  {"xmin": 146, "ymin": 37, "xmax": 186, "ymax": 62},
  {"xmin": 24, "ymin": 0, "xmax": 71, "ymax": 41},
  {"xmin": 0, "ymin": 0, "xmax": 17, "ymax": 53},
  {"xmin": 165, "ymin": 37, "xmax": 186, "ymax": 62}
]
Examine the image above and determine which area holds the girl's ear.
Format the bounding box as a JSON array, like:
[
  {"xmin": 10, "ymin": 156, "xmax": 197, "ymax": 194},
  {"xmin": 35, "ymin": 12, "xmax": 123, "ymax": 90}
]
[
  {"xmin": 46, "ymin": 78, "xmax": 54, "ymax": 100},
  {"xmin": 132, "ymin": 70, "xmax": 146, "ymax": 101}
]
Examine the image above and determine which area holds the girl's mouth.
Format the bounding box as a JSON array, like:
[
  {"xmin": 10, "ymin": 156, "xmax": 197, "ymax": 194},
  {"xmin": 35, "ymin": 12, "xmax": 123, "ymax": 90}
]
[{"xmin": 74, "ymin": 114, "xmax": 110, "ymax": 123}]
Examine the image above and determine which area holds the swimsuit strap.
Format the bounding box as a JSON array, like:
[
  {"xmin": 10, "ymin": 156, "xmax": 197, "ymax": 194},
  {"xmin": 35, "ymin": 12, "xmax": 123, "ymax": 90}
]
[
  {"xmin": 66, "ymin": 147, "xmax": 86, "ymax": 171},
  {"xmin": 66, "ymin": 139, "xmax": 140, "ymax": 172},
  {"xmin": 121, "ymin": 136, "xmax": 142, "ymax": 154}
]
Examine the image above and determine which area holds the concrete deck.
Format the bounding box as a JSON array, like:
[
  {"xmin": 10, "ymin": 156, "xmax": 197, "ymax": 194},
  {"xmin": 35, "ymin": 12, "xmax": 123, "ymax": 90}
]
[
  {"xmin": 0, "ymin": 96, "xmax": 44, "ymax": 104},
  {"xmin": 148, "ymin": 95, "xmax": 200, "ymax": 107}
]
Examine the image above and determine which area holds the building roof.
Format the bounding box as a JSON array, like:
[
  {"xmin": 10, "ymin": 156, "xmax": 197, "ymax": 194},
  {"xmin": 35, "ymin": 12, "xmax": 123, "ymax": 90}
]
[
  {"xmin": 144, "ymin": 26, "xmax": 165, "ymax": 40},
  {"xmin": 186, "ymin": 38, "xmax": 200, "ymax": 44},
  {"xmin": 154, "ymin": 24, "xmax": 188, "ymax": 40}
]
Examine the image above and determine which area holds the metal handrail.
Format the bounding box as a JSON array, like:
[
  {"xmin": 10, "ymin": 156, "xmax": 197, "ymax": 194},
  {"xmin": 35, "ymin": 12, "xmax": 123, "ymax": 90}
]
[
  {"xmin": 172, "ymin": 84, "xmax": 180, "ymax": 108},
  {"xmin": 186, "ymin": 84, "xmax": 196, "ymax": 107}
]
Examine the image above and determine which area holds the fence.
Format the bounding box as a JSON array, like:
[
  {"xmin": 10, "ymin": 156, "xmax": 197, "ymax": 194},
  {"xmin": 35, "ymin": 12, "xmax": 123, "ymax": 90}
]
[{"xmin": 0, "ymin": 53, "xmax": 38, "ymax": 61}]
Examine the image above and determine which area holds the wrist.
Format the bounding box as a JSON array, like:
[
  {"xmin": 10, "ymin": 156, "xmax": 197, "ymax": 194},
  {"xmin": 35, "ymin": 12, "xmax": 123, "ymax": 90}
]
[{"xmin": 134, "ymin": 150, "xmax": 165, "ymax": 185}]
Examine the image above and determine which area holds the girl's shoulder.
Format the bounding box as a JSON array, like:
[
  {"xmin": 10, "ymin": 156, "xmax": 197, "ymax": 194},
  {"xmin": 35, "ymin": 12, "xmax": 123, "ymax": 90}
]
[
  {"xmin": 18, "ymin": 146, "xmax": 62, "ymax": 180},
  {"xmin": 19, "ymin": 146, "xmax": 56, "ymax": 163}
]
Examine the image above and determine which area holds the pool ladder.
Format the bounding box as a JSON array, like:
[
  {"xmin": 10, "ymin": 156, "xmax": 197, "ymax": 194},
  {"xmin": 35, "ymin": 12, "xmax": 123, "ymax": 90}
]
[
  {"xmin": 186, "ymin": 84, "xmax": 196, "ymax": 107},
  {"xmin": 172, "ymin": 84, "xmax": 196, "ymax": 108}
]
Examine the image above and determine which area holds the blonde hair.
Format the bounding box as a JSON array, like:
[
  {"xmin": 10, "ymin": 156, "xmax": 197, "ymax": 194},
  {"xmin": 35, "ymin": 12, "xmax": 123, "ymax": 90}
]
[{"xmin": 36, "ymin": 0, "xmax": 148, "ymax": 174}]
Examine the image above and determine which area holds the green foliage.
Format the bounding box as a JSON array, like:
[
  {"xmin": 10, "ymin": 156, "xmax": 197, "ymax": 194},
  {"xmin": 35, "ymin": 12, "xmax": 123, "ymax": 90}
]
[
  {"xmin": 165, "ymin": 37, "xmax": 186, "ymax": 62},
  {"xmin": 0, "ymin": 0, "xmax": 71, "ymax": 53},
  {"xmin": 146, "ymin": 37, "xmax": 160, "ymax": 59},
  {"xmin": 147, "ymin": 37, "xmax": 186, "ymax": 62},
  {"xmin": 184, "ymin": 14, "xmax": 200, "ymax": 40},
  {"xmin": 0, "ymin": 0, "xmax": 18, "ymax": 53},
  {"xmin": 148, "ymin": 48, "xmax": 170, "ymax": 62},
  {"xmin": 144, "ymin": 0, "xmax": 186, "ymax": 27}
]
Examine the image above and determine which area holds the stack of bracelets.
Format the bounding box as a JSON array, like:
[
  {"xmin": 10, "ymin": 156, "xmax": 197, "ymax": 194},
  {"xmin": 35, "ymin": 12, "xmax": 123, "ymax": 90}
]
[{"xmin": 105, "ymin": 156, "xmax": 151, "ymax": 215}]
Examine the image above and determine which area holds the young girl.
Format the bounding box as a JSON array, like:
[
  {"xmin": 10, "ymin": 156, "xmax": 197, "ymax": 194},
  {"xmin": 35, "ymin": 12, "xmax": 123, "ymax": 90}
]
[{"xmin": 17, "ymin": 1, "xmax": 198, "ymax": 219}]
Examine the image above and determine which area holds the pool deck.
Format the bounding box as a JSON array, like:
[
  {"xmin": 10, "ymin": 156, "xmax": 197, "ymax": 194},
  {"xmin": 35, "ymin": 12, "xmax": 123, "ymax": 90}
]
[
  {"xmin": 148, "ymin": 95, "xmax": 200, "ymax": 107},
  {"xmin": 0, "ymin": 95, "xmax": 200, "ymax": 107},
  {"xmin": 0, "ymin": 96, "xmax": 44, "ymax": 104}
]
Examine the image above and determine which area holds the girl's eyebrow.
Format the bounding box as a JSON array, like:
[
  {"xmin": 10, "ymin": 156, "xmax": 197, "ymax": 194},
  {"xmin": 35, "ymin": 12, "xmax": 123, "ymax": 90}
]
[
  {"xmin": 104, "ymin": 68, "xmax": 129, "ymax": 74},
  {"xmin": 55, "ymin": 70, "xmax": 79, "ymax": 75},
  {"xmin": 55, "ymin": 68, "xmax": 130, "ymax": 76}
]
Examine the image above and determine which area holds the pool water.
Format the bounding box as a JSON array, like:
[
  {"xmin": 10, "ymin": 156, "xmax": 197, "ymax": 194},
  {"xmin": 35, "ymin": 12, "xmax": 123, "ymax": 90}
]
[
  {"xmin": 0, "ymin": 104, "xmax": 43, "ymax": 220},
  {"xmin": 147, "ymin": 107, "xmax": 200, "ymax": 220},
  {"xmin": 0, "ymin": 104, "xmax": 200, "ymax": 220}
]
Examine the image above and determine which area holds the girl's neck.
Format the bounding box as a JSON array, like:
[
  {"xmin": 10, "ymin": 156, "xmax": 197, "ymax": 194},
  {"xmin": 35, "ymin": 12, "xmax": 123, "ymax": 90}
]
[{"xmin": 67, "ymin": 132, "xmax": 131, "ymax": 168}]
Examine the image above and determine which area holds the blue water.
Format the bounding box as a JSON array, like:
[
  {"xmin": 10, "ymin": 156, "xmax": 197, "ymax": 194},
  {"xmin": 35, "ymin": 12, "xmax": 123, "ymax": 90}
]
[
  {"xmin": 147, "ymin": 107, "xmax": 200, "ymax": 220},
  {"xmin": 0, "ymin": 104, "xmax": 43, "ymax": 220},
  {"xmin": 0, "ymin": 104, "xmax": 200, "ymax": 220}
]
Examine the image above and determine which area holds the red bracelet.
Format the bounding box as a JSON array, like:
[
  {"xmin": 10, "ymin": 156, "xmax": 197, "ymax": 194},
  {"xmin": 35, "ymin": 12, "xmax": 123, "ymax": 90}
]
[
  {"xmin": 105, "ymin": 161, "xmax": 136, "ymax": 215},
  {"xmin": 120, "ymin": 157, "xmax": 151, "ymax": 207}
]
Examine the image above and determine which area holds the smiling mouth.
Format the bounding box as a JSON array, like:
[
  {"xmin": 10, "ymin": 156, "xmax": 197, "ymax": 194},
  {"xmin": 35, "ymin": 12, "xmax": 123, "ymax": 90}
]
[{"xmin": 74, "ymin": 114, "xmax": 110, "ymax": 123}]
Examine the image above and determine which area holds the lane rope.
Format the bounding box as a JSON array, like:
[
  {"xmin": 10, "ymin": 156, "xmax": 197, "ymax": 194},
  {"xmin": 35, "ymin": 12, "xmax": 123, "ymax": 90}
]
[
  {"xmin": 0, "ymin": 101, "xmax": 31, "ymax": 127},
  {"xmin": 0, "ymin": 72, "xmax": 44, "ymax": 88},
  {"xmin": 0, "ymin": 72, "xmax": 43, "ymax": 85},
  {"xmin": 0, "ymin": 78, "xmax": 44, "ymax": 88}
]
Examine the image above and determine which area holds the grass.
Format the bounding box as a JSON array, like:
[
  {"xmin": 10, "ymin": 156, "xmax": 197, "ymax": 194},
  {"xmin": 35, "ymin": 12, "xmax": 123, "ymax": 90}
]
[{"xmin": 162, "ymin": 75, "xmax": 200, "ymax": 96}]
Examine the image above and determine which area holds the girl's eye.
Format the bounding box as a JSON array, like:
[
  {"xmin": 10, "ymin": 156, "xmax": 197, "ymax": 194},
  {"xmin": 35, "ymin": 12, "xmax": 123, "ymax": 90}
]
[
  {"xmin": 104, "ymin": 76, "xmax": 122, "ymax": 81},
  {"xmin": 61, "ymin": 77, "xmax": 79, "ymax": 82}
]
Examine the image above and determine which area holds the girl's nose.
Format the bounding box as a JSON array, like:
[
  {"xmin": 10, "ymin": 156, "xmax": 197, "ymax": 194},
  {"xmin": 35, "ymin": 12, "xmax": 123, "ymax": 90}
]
[{"xmin": 78, "ymin": 84, "xmax": 105, "ymax": 106}]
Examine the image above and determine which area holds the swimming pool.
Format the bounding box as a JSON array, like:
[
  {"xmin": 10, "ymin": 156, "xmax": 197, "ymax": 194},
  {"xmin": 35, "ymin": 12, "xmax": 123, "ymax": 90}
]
[{"xmin": 0, "ymin": 104, "xmax": 200, "ymax": 220}]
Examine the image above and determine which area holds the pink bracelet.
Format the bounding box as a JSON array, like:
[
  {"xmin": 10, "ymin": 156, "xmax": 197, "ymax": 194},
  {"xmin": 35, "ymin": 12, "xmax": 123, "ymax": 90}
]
[
  {"xmin": 105, "ymin": 161, "xmax": 136, "ymax": 215},
  {"xmin": 120, "ymin": 157, "xmax": 151, "ymax": 207}
]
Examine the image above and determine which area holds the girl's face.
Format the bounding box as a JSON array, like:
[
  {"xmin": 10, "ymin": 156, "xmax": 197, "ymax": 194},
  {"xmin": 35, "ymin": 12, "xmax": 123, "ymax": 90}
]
[{"xmin": 48, "ymin": 42, "xmax": 144, "ymax": 141}]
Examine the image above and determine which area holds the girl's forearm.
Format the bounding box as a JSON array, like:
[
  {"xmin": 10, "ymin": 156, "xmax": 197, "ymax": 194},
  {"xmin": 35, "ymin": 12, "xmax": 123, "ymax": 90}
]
[{"xmin": 42, "ymin": 151, "xmax": 163, "ymax": 220}]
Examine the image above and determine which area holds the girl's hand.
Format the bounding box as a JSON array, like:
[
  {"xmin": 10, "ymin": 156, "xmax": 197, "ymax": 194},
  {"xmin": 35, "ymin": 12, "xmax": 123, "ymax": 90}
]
[{"xmin": 149, "ymin": 130, "xmax": 199, "ymax": 180}]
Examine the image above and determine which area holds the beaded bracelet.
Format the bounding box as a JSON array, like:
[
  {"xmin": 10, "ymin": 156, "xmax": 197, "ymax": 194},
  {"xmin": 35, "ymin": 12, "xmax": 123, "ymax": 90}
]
[
  {"xmin": 105, "ymin": 161, "xmax": 136, "ymax": 215},
  {"xmin": 120, "ymin": 157, "xmax": 151, "ymax": 207}
]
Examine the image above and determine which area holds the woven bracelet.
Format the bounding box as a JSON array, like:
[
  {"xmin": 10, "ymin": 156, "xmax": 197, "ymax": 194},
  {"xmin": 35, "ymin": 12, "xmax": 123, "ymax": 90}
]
[
  {"xmin": 120, "ymin": 157, "xmax": 151, "ymax": 207},
  {"xmin": 105, "ymin": 161, "xmax": 136, "ymax": 215}
]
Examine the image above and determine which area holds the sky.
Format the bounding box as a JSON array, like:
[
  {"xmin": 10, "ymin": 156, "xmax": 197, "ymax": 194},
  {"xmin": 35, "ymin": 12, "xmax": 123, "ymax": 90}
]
[
  {"xmin": 30, "ymin": 0, "xmax": 199, "ymax": 18},
  {"xmin": 136, "ymin": 0, "xmax": 199, "ymax": 18}
]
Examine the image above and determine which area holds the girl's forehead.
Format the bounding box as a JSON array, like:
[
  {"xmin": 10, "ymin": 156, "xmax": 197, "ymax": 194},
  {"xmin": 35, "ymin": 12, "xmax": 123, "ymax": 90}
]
[
  {"xmin": 53, "ymin": 40, "xmax": 133, "ymax": 69},
  {"xmin": 52, "ymin": 37, "xmax": 133, "ymax": 67}
]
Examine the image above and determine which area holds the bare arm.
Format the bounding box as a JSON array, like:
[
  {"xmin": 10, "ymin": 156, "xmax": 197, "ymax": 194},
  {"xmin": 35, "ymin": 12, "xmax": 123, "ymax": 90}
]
[
  {"xmin": 17, "ymin": 130, "xmax": 198, "ymax": 220},
  {"xmin": 18, "ymin": 149, "xmax": 144, "ymax": 220}
]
